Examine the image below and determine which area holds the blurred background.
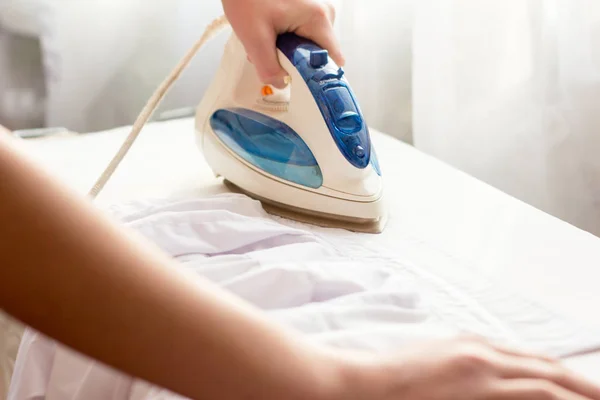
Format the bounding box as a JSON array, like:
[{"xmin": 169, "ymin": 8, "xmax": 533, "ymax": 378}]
[{"xmin": 1, "ymin": 0, "xmax": 599, "ymax": 237}]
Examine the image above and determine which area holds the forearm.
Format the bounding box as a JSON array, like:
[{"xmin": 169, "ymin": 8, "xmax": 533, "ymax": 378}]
[{"xmin": 0, "ymin": 135, "xmax": 342, "ymax": 400}]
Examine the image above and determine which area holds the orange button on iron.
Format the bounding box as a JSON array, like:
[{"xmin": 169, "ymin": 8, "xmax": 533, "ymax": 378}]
[{"xmin": 261, "ymin": 85, "xmax": 274, "ymax": 97}]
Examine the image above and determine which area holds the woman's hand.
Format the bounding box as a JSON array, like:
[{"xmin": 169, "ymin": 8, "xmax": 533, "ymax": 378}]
[
  {"xmin": 342, "ymin": 336, "xmax": 600, "ymax": 400},
  {"xmin": 221, "ymin": 0, "xmax": 344, "ymax": 87}
]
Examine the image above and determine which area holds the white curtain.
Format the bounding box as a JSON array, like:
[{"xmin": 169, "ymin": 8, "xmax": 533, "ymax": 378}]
[
  {"xmin": 336, "ymin": 0, "xmax": 415, "ymax": 143},
  {"xmin": 412, "ymin": 0, "xmax": 600, "ymax": 236},
  {"xmin": 32, "ymin": 0, "xmax": 416, "ymax": 136},
  {"xmin": 38, "ymin": 0, "xmax": 228, "ymax": 132}
]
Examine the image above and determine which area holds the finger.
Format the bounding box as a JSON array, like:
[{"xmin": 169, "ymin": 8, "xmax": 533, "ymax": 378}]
[
  {"xmin": 319, "ymin": 1, "xmax": 337, "ymax": 26},
  {"xmin": 498, "ymin": 357, "xmax": 600, "ymax": 400},
  {"xmin": 295, "ymin": 4, "xmax": 345, "ymax": 66},
  {"xmin": 491, "ymin": 343, "xmax": 559, "ymax": 364},
  {"xmin": 297, "ymin": 22, "xmax": 345, "ymax": 67},
  {"xmin": 480, "ymin": 339, "xmax": 559, "ymax": 363},
  {"xmin": 491, "ymin": 379, "xmax": 592, "ymax": 400},
  {"xmin": 462, "ymin": 335, "xmax": 558, "ymax": 363},
  {"xmin": 241, "ymin": 27, "xmax": 288, "ymax": 88}
]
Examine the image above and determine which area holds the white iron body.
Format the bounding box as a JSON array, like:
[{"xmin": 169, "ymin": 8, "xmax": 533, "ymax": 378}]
[{"xmin": 195, "ymin": 32, "xmax": 387, "ymax": 231}]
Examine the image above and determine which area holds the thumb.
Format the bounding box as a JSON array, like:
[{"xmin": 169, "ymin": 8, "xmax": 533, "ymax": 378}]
[
  {"xmin": 242, "ymin": 28, "xmax": 288, "ymax": 89},
  {"xmin": 296, "ymin": 3, "xmax": 345, "ymax": 67}
]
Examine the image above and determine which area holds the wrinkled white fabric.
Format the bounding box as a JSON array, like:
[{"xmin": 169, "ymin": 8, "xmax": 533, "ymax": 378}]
[
  {"xmin": 0, "ymin": 314, "xmax": 23, "ymax": 400},
  {"xmin": 8, "ymin": 193, "xmax": 600, "ymax": 399}
]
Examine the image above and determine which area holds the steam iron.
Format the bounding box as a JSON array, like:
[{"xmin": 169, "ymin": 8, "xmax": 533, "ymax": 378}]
[
  {"xmin": 89, "ymin": 15, "xmax": 387, "ymax": 233},
  {"xmin": 195, "ymin": 32, "xmax": 387, "ymax": 233}
]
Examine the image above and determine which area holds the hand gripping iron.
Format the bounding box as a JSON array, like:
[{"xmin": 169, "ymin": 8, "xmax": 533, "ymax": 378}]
[{"xmin": 89, "ymin": 16, "xmax": 388, "ymax": 233}]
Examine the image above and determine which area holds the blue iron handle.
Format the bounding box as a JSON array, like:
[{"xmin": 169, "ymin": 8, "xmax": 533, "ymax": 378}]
[{"xmin": 273, "ymin": 33, "xmax": 378, "ymax": 172}]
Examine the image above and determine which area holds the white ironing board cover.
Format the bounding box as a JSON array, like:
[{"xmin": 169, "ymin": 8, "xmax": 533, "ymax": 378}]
[{"xmin": 3, "ymin": 118, "xmax": 600, "ymax": 399}]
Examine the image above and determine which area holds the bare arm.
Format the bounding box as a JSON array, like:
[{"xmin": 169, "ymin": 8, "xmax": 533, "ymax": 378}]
[{"xmin": 0, "ymin": 135, "xmax": 343, "ymax": 400}]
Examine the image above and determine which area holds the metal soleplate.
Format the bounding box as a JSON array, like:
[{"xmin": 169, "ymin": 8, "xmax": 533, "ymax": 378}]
[{"xmin": 223, "ymin": 179, "xmax": 387, "ymax": 234}]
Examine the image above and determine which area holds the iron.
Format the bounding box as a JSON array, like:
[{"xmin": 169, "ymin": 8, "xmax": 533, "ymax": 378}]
[
  {"xmin": 195, "ymin": 32, "xmax": 387, "ymax": 233},
  {"xmin": 90, "ymin": 17, "xmax": 387, "ymax": 233}
]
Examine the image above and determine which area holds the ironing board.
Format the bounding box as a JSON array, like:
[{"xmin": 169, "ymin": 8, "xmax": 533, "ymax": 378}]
[{"xmin": 3, "ymin": 117, "xmax": 600, "ymax": 396}]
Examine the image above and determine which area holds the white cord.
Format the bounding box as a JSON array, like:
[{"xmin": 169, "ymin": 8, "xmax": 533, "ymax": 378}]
[{"xmin": 88, "ymin": 15, "xmax": 230, "ymax": 199}]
